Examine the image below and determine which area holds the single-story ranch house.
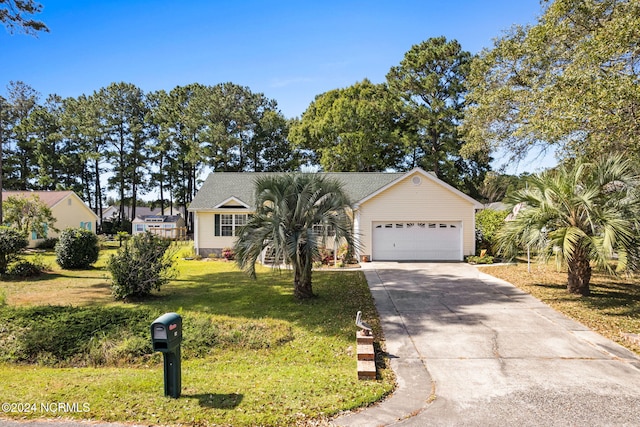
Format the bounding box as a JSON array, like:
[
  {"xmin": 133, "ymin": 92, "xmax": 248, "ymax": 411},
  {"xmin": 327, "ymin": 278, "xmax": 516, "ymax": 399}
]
[
  {"xmin": 2, "ymin": 191, "xmax": 98, "ymax": 247},
  {"xmin": 188, "ymin": 168, "xmax": 482, "ymax": 262}
]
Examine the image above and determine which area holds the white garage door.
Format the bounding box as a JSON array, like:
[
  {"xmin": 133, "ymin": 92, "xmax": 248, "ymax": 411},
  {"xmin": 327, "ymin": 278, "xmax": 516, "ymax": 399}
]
[{"xmin": 372, "ymin": 221, "xmax": 462, "ymax": 261}]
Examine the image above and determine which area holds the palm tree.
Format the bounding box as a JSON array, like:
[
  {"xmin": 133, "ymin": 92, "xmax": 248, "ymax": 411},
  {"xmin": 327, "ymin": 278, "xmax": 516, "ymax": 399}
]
[
  {"xmin": 234, "ymin": 173, "xmax": 356, "ymax": 300},
  {"xmin": 496, "ymin": 154, "xmax": 640, "ymax": 296}
]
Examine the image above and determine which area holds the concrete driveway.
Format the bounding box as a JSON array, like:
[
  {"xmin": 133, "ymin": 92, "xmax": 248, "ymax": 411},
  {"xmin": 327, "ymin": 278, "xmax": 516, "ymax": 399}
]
[{"xmin": 334, "ymin": 262, "xmax": 640, "ymax": 427}]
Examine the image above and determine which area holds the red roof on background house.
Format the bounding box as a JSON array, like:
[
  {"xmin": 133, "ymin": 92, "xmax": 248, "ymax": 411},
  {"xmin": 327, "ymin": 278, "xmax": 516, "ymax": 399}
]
[{"xmin": 2, "ymin": 191, "xmax": 76, "ymax": 208}]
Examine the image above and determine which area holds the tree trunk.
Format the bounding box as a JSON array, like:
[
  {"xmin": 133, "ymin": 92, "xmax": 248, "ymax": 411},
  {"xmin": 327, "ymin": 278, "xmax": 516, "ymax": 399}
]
[
  {"xmin": 567, "ymin": 246, "xmax": 592, "ymax": 296},
  {"xmin": 293, "ymin": 260, "xmax": 314, "ymax": 300}
]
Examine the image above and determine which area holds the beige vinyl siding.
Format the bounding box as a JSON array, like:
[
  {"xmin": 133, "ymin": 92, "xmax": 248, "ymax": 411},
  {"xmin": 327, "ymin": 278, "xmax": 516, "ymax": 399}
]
[
  {"xmin": 50, "ymin": 195, "xmax": 97, "ymax": 234},
  {"xmin": 357, "ymin": 172, "xmax": 476, "ymax": 259},
  {"xmin": 195, "ymin": 211, "xmax": 247, "ymax": 255},
  {"xmin": 28, "ymin": 194, "xmax": 97, "ymax": 247}
]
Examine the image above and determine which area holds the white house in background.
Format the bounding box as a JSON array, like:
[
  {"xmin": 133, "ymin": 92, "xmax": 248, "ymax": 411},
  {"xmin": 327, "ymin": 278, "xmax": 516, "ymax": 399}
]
[
  {"xmin": 102, "ymin": 205, "xmax": 164, "ymax": 222},
  {"xmin": 2, "ymin": 191, "xmax": 98, "ymax": 247},
  {"xmin": 132, "ymin": 214, "xmax": 186, "ymax": 239},
  {"xmin": 187, "ymin": 168, "xmax": 482, "ymax": 261}
]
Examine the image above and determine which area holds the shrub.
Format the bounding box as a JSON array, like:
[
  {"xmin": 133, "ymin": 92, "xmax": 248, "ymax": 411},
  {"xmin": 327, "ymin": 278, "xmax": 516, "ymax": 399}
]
[
  {"xmin": 55, "ymin": 228, "xmax": 100, "ymax": 269},
  {"xmin": 222, "ymin": 247, "xmax": 235, "ymax": 260},
  {"xmin": 0, "ymin": 226, "xmax": 28, "ymax": 274},
  {"xmin": 476, "ymin": 209, "xmax": 509, "ymax": 255},
  {"xmin": 7, "ymin": 260, "xmax": 42, "ymax": 277},
  {"xmin": 0, "ymin": 306, "xmax": 294, "ymax": 367},
  {"xmin": 337, "ymin": 243, "xmax": 356, "ymax": 264},
  {"xmin": 36, "ymin": 237, "xmax": 58, "ymax": 250},
  {"xmin": 315, "ymin": 247, "xmax": 334, "ymax": 265},
  {"xmin": 467, "ymin": 255, "xmax": 495, "ymax": 265},
  {"xmin": 108, "ymin": 232, "xmax": 176, "ymax": 299},
  {"xmin": 0, "ymin": 305, "xmax": 156, "ymax": 366}
]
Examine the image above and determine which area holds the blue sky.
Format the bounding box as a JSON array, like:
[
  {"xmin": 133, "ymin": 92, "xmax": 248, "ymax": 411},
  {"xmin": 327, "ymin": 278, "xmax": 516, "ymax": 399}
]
[{"xmin": 1, "ymin": 0, "xmax": 552, "ymax": 172}]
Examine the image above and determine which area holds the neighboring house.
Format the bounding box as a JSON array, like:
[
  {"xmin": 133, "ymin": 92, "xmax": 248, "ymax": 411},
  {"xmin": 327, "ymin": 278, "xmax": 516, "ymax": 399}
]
[
  {"xmin": 132, "ymin": 215, "xmax": 186, "ymax": 239},
  {"xmin": 2, "ymin": 191, "xmax": 98, "ymax": 247},
  {"xmin": 102, "ymin": 206, "xmax": 162, "ymax": 222},
  {"xmin": 188, "ymin": 168, "xmax": 482, "ymax": 261}
]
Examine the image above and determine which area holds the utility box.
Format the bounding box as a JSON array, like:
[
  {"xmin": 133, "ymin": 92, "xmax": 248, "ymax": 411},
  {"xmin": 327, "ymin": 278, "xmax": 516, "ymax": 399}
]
[{"xmin": 151, "ymin": 312, "xmax": 182, "ymax": 398}]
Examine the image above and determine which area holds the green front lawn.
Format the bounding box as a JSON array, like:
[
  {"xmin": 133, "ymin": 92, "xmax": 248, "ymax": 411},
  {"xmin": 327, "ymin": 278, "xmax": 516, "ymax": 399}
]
[{"xmin": 0, "ymin": 249, "xmax": 394, "ymax": 426}]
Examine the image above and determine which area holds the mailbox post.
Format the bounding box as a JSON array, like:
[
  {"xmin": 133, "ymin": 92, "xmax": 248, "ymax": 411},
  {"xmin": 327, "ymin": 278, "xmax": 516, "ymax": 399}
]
[{"xmin": 151, "ymin": 312, "xmax": 182, "ymax": 398}]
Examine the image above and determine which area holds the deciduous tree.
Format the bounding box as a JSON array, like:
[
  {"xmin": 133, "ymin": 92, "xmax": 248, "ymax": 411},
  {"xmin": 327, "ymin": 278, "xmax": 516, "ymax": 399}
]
[
  {"xmin": 290, "ymin": 79, "xmax": 401, "ymax": 171},
  {"xmin": 462, "ymin": 0, "xmax": 640, "ymax": 164},
  {"xmin": 4, "ymin": 193, "xmax": 57, "ymax": 238}
]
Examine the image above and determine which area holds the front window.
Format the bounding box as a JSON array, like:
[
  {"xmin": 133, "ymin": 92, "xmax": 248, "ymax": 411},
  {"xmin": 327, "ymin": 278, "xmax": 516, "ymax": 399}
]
[
  {"xmin": 216, "ymin": 213, "xmax": 248, "ymax": 237},
  {"xmin": 220, "ymin": 214, "xmax": 234, "ymax": 236}
]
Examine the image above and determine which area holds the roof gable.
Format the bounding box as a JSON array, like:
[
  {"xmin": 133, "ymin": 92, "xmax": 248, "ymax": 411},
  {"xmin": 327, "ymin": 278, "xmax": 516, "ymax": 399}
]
[
  {"xmin": 355, "ymin": 168, "xmax": 483, "ymax": 209},
  {"xmin": 216, "ymin": 196, "xmax": 250, "ymax": 209}
]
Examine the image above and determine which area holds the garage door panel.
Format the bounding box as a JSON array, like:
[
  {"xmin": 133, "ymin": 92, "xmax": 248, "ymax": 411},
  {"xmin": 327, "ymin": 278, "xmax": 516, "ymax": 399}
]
[{"xmin": 372, "ymin": 221, "xmax": 461, "ymax": 261}]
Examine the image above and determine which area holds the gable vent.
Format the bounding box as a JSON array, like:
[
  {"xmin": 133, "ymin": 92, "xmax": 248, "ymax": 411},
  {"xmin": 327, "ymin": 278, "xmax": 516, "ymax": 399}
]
[{"xmin": 412, "ymin": 176, "xmax": 422, "ymax": 186}]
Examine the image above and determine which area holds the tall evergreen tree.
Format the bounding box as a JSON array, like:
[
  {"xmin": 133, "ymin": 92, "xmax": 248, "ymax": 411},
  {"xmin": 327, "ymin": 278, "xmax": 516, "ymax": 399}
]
[
  {"xmin": 387, "ymin": 37, "xmax": 489, "ymax": 197},
  {"xmin": 4, "ymin": 81, "xmax": 40, "ymax": 189},
  {"xmin": 97, "ymin": 82, "xmax": 150, "ymax": 222},
  {"xmin": 61, "ymin": 94, "xmax": 106, "ymax": 221},
  {"xmin": 28, "ymin": 94, "xmax": 64, "ymax": 190}
]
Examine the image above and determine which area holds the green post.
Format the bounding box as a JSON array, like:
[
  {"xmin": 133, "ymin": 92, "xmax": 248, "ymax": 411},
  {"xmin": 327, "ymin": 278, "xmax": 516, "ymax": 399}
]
[
  {"xmin": 162, "ymin": 347, "xmax": 181, "ymax": 398},
  {"xmin": 151, "ymin": 313, "xmax": 182, "ymax": 398}
]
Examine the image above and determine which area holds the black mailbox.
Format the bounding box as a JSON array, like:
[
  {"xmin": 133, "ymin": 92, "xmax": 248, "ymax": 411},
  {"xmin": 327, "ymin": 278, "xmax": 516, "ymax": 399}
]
[
  {"xmin": 151, "ymin": 312, "xmax": 182, "ymax": 352},
  {"xmin": 151, "ymin": 312, "xmax": 183, "ymax": 398}
]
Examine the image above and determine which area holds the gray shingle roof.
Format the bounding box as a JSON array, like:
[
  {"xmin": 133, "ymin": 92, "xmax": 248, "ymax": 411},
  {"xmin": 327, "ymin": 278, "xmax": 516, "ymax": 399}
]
[
  {"xmin": 188, "ymin": 172, "xmax": 406, "ymax": 211},
  {"xmin": 133, "ymin": 214, "xmax": 183, "ymax": 223}
]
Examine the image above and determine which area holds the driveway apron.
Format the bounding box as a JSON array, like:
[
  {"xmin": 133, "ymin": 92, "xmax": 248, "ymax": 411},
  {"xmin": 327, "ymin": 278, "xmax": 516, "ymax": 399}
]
[{"xmin": 334, "ymin": 262, "xmax": 640, "ymax": 427}]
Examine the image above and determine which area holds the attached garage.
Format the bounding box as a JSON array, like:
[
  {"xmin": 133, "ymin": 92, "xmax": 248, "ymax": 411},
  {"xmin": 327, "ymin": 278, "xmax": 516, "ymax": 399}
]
[
  {"xmin": 372, "ymin": 221, "xmax": 462, "ymax": 261},
  {"xmin": 189, "ymin": 168, "xmax": 482, "ymax": 261}
]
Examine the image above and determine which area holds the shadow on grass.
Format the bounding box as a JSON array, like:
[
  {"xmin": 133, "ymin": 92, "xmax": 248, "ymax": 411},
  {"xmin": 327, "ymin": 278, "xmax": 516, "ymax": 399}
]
[
  {"xmin": 187, "ymin": 393, "xmax": 244, "ymax": 409},
  {"xmin": 136, "ymin": 269, "xmax": 373, "ymax": 340}
]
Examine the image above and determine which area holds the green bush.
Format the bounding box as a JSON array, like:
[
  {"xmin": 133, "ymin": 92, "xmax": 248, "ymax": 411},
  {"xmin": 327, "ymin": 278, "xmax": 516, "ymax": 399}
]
[
  {"xmin": 0, "ymin": 226, "xmax": 28, "ymax": 274},
  {"xmin": 7, "ymin": 260, "xmax": 42, "ymax": 277},
  {"xmin": 467, "ymin": 255, "xmax": 495, "ymax": 264},
  {"xmin": 108, "ymin": 232, "xmax": 176, "ymax": 299},
  {"xmin": 36, "ymin": 237, "xmax": 58, "ymax": 250},
  {"xmin": 0, "ymin": 306, "xmax": 156, "ymax": 366},
  {"xmin": 476, "ymin": 209, "xmax": 509, "ymax": 255},
  {"xmin": 0, "ymin": 306, "xmax": 295, "ymax": 367},
  {"xmin": 55, "ymin": 228, "xmax": 100, "ymax": 269}
]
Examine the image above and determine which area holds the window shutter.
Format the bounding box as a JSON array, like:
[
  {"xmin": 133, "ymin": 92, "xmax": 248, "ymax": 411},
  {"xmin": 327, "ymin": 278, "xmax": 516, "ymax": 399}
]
[
  {"xmin": 43, "ymin": 224, "xmax": 49, "ymax": 238},
  {"xmin": 214, "ymin": 214, "xmax": 220, "ymax": 236}
]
